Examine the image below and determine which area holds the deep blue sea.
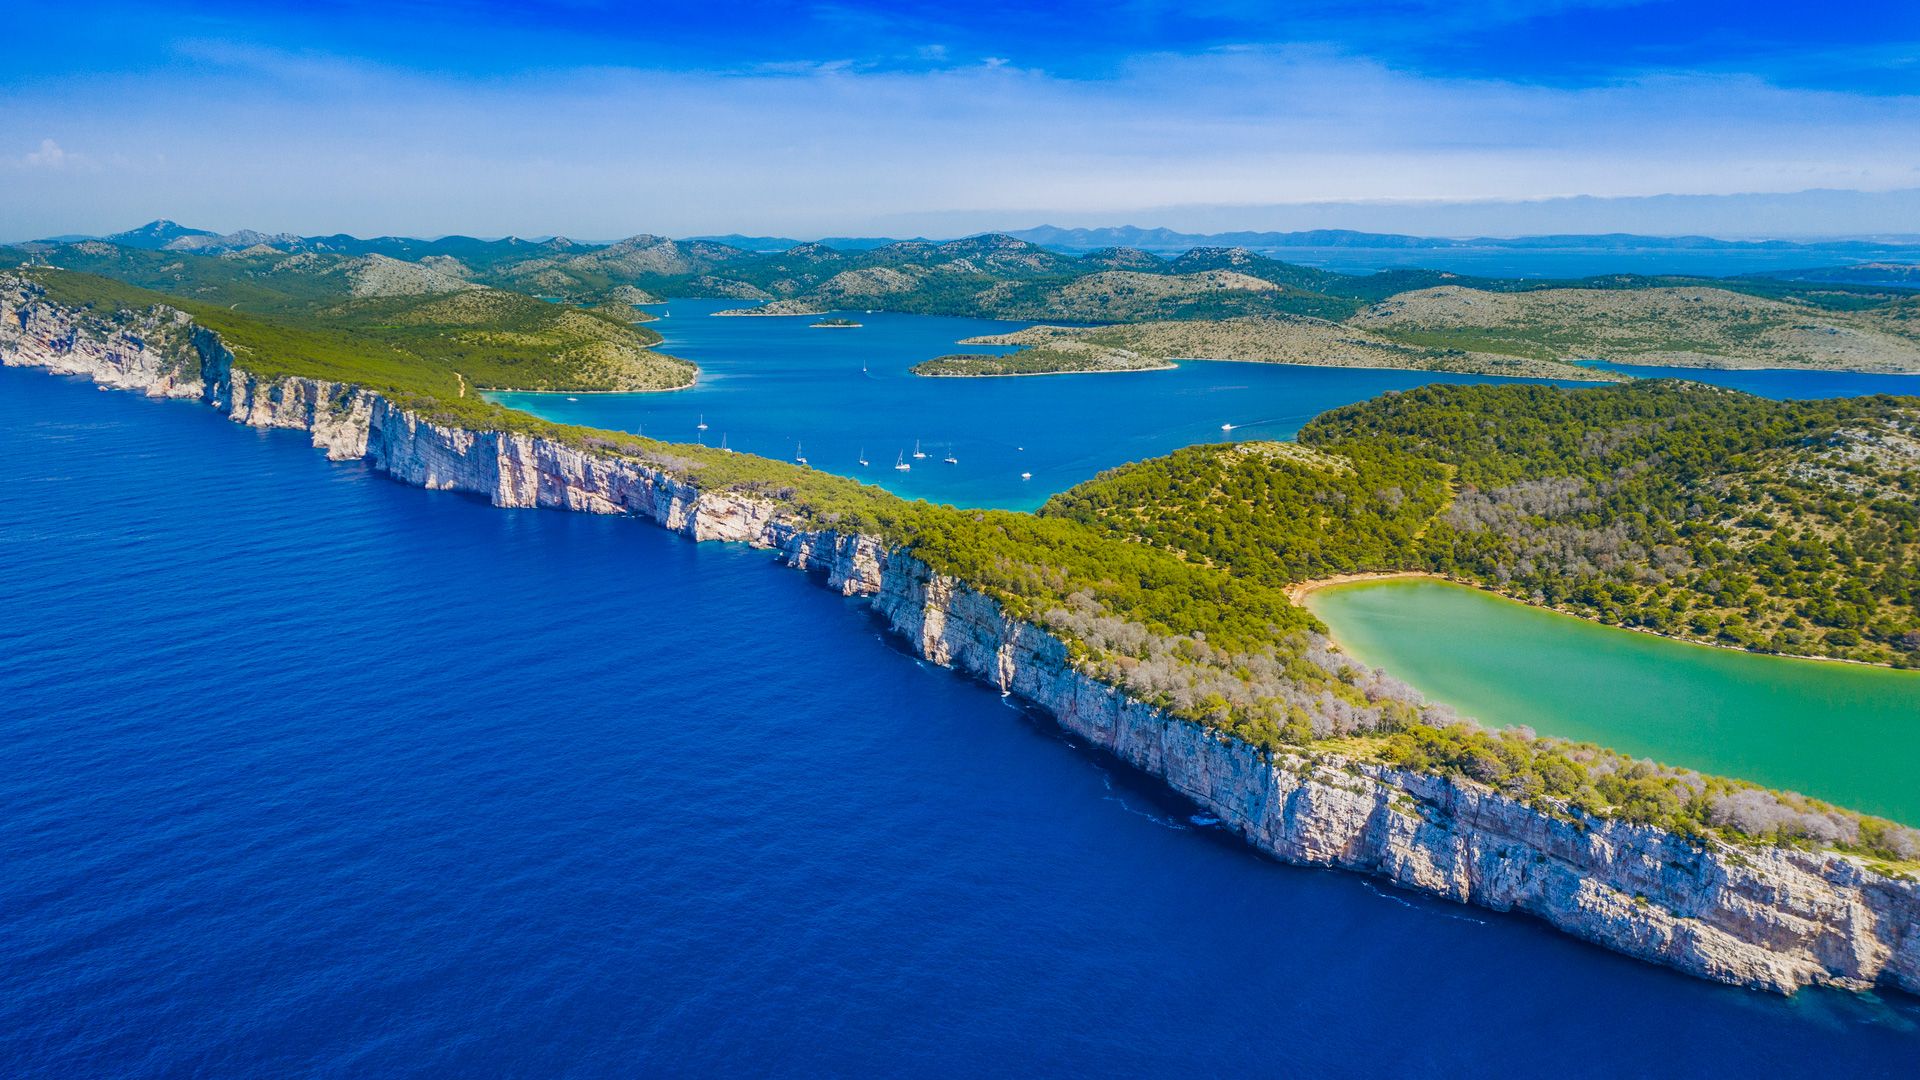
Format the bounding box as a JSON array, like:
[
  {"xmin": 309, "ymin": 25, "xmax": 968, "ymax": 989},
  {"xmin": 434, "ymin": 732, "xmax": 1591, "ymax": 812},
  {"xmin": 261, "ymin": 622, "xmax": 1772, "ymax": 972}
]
[{"xmin": 5, "ymin": 364, "xmax": 1919, "ymax": 1075}]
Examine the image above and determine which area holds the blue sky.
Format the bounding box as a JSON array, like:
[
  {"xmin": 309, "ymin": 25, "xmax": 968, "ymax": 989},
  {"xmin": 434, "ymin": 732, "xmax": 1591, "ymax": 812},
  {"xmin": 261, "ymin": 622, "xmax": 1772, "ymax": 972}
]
[{"xmin": 4, "ymin": 1, "xmax": 1919, "ymax": 238}]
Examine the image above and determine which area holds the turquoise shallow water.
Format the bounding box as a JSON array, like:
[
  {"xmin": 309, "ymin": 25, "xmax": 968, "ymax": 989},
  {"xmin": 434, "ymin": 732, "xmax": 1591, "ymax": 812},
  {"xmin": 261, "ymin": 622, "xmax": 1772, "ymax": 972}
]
[
  {"xmin": 1307, "ymin": 580, "xmax": 1920, "ymax": 826},
  {"xmin": 492, "ymin": 300, "xmax": 1569, "ymax": 510}
]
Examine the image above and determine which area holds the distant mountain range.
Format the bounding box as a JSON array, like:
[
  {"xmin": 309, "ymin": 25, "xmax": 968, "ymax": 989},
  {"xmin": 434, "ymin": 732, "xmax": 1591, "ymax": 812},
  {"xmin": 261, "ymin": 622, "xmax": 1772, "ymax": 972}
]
[
  {"xmin": 100, "ymin": 219, "xmax": 221, "ymax": 249},
  {"xmin": 41, "ymin": 220, "xmax": 1920, "ymax": 260},
  {"xmin": 687, "ymin": 234, "xmax": 921, "ymax": 252},
  {"xmin": 1001, "ymin": 225, "xmax": 1920, "ymax": 255},
  {"xmin": 696, "ymin": 225, "xmax": 1920, "ymax": 255},
  {"xmin": 15, "ymin": 222, "xmax": 1918, "ymax": 307}
]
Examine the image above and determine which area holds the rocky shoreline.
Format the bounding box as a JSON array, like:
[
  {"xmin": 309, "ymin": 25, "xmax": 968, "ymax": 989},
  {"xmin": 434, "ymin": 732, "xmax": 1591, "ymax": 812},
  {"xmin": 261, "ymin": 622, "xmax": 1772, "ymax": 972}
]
[{"xmin": 5, "ymin": 281, "xmax": 1917, "ymax": 998}]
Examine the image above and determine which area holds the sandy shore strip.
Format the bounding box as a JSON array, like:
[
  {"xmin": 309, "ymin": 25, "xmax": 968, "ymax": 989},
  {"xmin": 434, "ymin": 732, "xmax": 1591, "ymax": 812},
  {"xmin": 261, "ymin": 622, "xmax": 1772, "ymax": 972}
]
[
  {"xmin": 1285, "ymin": 570, "xmax": 1443, "ymax": 605},
  {"xmin": 1289, "ymin": 571, "xmax": 1904, "ymax": 669}
]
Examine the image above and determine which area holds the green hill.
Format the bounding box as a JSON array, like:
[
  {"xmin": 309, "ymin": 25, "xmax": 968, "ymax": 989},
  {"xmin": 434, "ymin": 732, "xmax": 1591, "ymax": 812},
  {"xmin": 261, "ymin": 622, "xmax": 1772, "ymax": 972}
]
[{"xmin": 1043, "ymin": 381, "xmax": 1920, "ymax": 665}]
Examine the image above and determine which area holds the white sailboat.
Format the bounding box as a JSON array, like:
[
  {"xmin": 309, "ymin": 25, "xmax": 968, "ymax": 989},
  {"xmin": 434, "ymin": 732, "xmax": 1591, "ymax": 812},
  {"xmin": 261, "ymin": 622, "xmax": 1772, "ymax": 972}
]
[
  {"xmin": 697, "ymin": 413, "xmax": 709, "ymax": 431},
  {"xmin": 912, "ymin": 439, "xmax": 926, "ymax": 459},
  {"xmin": 858, "ymin": 447, "xmax": 870, "ymax": 467},
  {"xmin": 721, "ymin": 433, "xmax": 733, "ymax": 454},
  {"xmin": 795, "ymin": 442, "xmax": 808, "ymax": 465},
  {"xmin": 894, "ymin": 451, "xmax": 911, "ymax": 472},
  {"xmin": 943, "ymin": 446, "xmax": 958, "ymax": 464}
]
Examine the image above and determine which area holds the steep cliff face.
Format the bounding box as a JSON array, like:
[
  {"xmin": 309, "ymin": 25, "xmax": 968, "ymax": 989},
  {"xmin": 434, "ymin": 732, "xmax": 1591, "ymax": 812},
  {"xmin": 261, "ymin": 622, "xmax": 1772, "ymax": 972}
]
[
  {"xmin": 4, "ymin": 284, "xmax": 1916, "ymax": 998},
  {"xmin": 216, "ymin": 344, "xmax": 382, "ymax": 462},
  {"xmin": 1, "ymin": 282, "xmax": 203, "ymax": 397},
  {"xmin": 859, "ymin": 543, "xmax": 1920, "ymax": 996}
]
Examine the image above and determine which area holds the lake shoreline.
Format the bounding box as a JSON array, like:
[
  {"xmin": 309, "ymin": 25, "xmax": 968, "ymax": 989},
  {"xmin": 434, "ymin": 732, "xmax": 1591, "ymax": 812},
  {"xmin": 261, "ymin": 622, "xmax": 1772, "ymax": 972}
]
[
  {"xmin": 1306, "ymin": 573, "xmax": 1920, "ymax": 830},
  {"xmin": 1286, "ymin": 569, "xmax": 1445, "ymax": 604},
  {"xmin": 1301, "ymin": 574, "xmax": 1910, "ymax": 673}
]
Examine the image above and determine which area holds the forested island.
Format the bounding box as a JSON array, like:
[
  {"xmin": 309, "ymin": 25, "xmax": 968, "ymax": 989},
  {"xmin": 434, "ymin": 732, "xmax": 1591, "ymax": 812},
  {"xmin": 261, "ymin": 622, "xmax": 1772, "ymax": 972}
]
[
  {"xmin": 711, "ymin": 299, "xmax": 828, "ymax": 317},
  {"xmin": 911, "ymin": 343, "xmax": 1172, "ymax": 376},
  {"xmin": 7, "ymin": 228, "xmax": 1920, "ymax": 993}
]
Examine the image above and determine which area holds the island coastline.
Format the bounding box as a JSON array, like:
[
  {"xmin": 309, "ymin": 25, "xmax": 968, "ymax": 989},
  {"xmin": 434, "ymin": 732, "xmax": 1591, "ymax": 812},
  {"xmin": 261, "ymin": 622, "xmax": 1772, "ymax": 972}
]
[{"xmin": 6, "ymin": 282, "xmax": 1917, "ymax": 1000}]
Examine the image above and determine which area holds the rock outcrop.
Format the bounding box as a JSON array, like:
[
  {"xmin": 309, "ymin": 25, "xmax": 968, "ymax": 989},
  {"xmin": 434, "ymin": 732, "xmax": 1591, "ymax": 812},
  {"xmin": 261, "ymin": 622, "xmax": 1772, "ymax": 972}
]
[
  {"xmin": 2, "ymin": 285, "xmax": 203, "ymax": 397},
  {"xmin": 5, "ymin": 278, "xmax": 1916, "ymax": 998}
]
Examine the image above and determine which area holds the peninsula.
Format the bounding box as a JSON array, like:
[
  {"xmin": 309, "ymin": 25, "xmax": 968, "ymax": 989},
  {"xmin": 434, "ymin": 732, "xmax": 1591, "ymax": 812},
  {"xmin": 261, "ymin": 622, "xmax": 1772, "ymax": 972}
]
[
  {"xmin": 6, "ymin": 260, "xmax": 1918, "ymax": 998},
  {"xmin": 922, "ymin": 317, "xmax": 1615, "ymax": 380}
]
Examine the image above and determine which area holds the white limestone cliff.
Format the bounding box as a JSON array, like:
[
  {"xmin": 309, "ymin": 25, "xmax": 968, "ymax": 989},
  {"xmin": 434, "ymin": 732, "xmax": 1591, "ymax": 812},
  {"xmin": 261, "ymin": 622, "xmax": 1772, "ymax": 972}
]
[{"xmin": 4, "ymin": 279, "xmax": 1916, "ymax": 997}]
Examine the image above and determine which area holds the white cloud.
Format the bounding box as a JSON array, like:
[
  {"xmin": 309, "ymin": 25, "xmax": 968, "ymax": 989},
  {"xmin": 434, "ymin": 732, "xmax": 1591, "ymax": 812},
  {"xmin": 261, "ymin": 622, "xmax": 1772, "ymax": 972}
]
[{"xmin": 21, "ymin": 139, "xmax": 68, "ymax": 168}]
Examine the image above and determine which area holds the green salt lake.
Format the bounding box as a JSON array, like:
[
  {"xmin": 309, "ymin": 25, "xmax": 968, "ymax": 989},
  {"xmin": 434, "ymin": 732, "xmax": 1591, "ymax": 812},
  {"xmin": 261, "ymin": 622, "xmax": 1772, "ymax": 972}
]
[
  {"xmin": 1306, "ymin": 579, "xmax": 1920, "ymax": 825},
  {"xmin": 499, "ymin": 302, "xmax": 1920, "ymax": 822}
]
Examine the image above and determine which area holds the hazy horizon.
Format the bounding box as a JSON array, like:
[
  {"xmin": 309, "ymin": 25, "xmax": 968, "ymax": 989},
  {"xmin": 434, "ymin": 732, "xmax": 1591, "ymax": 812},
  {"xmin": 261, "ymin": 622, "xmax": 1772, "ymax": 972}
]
[{"xmin": 21, "ymin": 185, "xmax": 1920, "ymax": 249}]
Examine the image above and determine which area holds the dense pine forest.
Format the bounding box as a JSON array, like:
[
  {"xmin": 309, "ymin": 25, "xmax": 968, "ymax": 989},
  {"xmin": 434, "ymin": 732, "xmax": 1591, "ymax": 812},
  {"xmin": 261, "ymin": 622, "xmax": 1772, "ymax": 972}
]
[{"xmin": 1044, "ymin": 382, "xmax": 1920, "ymax": 665}]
